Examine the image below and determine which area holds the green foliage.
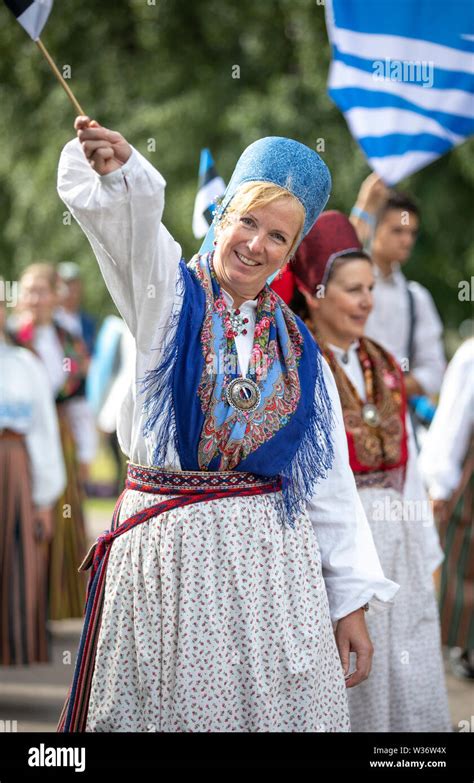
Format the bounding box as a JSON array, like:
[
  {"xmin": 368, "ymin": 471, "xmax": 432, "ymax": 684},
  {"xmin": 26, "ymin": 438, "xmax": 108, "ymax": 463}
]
[{"xmin": 0, "ymin": 0, "xmax": 472, "ymax": 329}]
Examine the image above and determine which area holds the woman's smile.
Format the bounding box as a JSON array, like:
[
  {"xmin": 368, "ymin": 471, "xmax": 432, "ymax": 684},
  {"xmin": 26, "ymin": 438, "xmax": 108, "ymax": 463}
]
[{"xmin": 234, "ymin": 250, "xmax": 262, "ymax": 268}]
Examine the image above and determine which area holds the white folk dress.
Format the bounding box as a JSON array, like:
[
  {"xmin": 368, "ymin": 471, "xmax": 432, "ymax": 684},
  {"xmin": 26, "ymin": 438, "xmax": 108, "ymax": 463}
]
[
  {"xmin": 327, "ymin": 343, "xmax": 452, "ymax": 732},
  {"xmin": 57, "ymin": 139, "xmax": 399, "ymax": 733},
  {"xmin": 31, "ymin": 323, "xmax": 98, "ymax": 466},
  {"xmin": 0, "ymin": 341, "xmax": 65, "ymax": 664},
  {"xmin": 0, "ymin": 341, "xmax": 65, "ymax": 506}
]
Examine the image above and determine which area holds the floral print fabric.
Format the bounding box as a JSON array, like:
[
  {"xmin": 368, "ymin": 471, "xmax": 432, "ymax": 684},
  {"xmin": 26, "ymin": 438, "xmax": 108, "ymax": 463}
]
[{"xmin": 86, "ymin": 489, "xmax": 350, "ymax": 732}]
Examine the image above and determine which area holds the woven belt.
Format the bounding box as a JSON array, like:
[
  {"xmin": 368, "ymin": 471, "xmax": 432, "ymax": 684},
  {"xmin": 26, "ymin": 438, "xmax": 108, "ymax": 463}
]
[
  {"xmin": 125, "ymin": 462, "xmax": 280, "ymax": 494},
  {"xmin": 79, "ymin": 464, "xmax": 281, "ymax": 578}
]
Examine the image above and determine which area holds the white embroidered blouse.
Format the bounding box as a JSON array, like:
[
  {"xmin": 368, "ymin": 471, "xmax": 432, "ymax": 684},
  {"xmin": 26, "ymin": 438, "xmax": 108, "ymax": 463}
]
[{"xmin": 0, "ymin": 341, "xmax": 66, "ymax": 507}]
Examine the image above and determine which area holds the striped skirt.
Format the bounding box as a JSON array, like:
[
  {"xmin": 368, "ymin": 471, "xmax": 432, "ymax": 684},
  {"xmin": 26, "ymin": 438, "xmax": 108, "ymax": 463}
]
[
  {"xmin": 439, "ymin": 445, "xmax": 474, "ymax": 650},
  {"xmin": 0, "ymin": 434, "xmax": 50, "ymax": 665},
  {"xmin": 48, "ymin": 408, "xmax": 87, "ymax": 621},
  {"xmin": 59, "ymin": 464, "xmax": 350, "ymax": 733}
]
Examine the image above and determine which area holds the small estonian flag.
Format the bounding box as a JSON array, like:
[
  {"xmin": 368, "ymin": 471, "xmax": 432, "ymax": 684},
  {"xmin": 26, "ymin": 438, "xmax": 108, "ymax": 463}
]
[
  {"xmin": 192, "ymin": 148, "xmax": 226, "ymax": 240},
  {"xmin": 3, "ymin": 0, "xmax": 53, "ymax": 41}
]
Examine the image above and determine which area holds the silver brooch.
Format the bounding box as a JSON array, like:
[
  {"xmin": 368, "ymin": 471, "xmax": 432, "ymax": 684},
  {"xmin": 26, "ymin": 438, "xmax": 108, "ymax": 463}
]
[
  {"xmin": 225, "ymin": 378, "xmax": 261, "ymax": 412},
  {"xmin": 361, "ymin": 403, "xmax": 381, "ymax": 428}
]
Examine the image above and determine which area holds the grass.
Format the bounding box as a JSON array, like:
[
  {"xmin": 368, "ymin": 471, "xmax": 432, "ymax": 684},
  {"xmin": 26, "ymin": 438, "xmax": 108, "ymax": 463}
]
[
  {"xmin": 84, "ymin": 497, "xmax": 116, "ymax": 518},
  {"xmin": 89, "ymin": 438, "xmax": 118, "ymax": 483}
]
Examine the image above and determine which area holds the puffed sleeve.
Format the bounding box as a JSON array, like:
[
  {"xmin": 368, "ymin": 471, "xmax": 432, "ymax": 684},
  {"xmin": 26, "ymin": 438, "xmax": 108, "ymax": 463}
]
[
  {"xmin": 57, "ymin": 138, "xmax": 183, "ymax": 353},
  {"xmin": 24, "ymin": 353, "xmax": 66, "ymax": 507},
  {"xmin": 419, "ymin": 339, "xmax": 474, "ymax": 500},
  {"xmin": 307, "ymin": 358, "xmax": 399, "ymax": 621}
]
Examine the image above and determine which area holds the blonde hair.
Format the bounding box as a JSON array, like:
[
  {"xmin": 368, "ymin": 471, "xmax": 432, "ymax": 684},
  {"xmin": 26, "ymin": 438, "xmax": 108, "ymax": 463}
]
[
  {"xmin": 20, "ymin": 262, "xmax": 59, "ymax": 292},
  {"xmin": 216, "ymin": 181, "xmax": 305, "ymax": 259}
]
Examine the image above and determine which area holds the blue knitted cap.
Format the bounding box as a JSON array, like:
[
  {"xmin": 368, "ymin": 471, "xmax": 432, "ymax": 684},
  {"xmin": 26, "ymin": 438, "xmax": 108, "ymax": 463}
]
[{"xmin": 199, "ymin": 136, "xmax": 332, "ymax": 256}]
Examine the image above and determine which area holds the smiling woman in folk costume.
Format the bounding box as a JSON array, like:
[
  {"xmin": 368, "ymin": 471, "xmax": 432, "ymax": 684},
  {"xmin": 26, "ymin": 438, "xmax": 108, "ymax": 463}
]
[
  {"xmin": 56, "ymin": 116, "xmax": 398, "ymax": 733},
  {"xmin": 290, "ymin": 211, "xmax": 451, "ymax": 733}
]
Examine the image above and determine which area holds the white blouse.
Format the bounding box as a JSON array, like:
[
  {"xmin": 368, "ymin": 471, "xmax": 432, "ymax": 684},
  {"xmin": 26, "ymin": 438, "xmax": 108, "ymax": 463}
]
[
  {"xmin": 0, "ymin": 341, "xmax": 66, "ymax": 507},
  {"xmin": 31, "ymin": 323, "xmax": 97, "ymax": 465},
  {"xmin": 364, "ymin": 264, "xmax": 446, "ymax": 396},
  {"xmin": 96, "ymin": 316, "xmax": 136, "ymax": 435},
  {"xmin": 419, "ymin": 338, "xmax": 474, "ymax": 501},
  {"xmin": 34, "ymin": 324, "xmax": 67, "ymax": 396},
  {"xmin": 57, "ymin": 137, "xmax": 399, "ymax": 621}
]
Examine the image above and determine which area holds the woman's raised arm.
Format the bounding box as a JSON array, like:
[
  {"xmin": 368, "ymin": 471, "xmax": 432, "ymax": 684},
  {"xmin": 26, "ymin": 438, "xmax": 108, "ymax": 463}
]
[{"xmin": 57, "ymin": 117, "xmax": 183, "ymax": 351}]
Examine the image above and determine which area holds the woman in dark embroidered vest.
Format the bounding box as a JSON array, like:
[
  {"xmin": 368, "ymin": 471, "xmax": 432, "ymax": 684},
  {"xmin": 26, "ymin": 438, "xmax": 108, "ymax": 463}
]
[
  {"xmin": 289, "ymin": 210, "xmax": 451, "ymax": 732},
  {"xmin": 11, "ymin": 263, "xmax": 94, "ymax": 621},
  {"xmin": 56, "ymin": 116, "xmax": 398, "ymax": 733}
]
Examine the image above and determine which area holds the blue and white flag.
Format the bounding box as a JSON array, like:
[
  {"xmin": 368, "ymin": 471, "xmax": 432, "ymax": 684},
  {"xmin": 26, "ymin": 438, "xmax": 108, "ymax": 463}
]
[
  {"xmin": 3, "ymin": 0, "xmax": 53, "ymax": 41},
  {"xmin": 325, "ymin": 0, "xmax": 474, "ymax": 183},
  {"xmin": 192, "ymin": 148, "xmax": 226, "ymax": 239}
]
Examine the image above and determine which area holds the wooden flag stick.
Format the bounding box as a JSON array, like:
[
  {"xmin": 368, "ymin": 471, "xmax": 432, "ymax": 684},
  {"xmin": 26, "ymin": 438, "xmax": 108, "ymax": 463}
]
[{"xmin": 35, "ymin": 38, "xmax": 85, "ymax": 116}]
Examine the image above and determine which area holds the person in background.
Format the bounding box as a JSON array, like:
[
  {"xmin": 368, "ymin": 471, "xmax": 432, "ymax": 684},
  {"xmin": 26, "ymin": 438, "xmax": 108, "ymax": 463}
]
[
  {"xmin": 56, "ymin": 261, "xmax": 96, "ymax": 356},
  {"xmin": 419, "ymin": 338, "xmax": 474, "ymax": 680},
  {"xmin": 350, "ymin": 174, "xmax": 446, "ymax": 405},
  {"xmin": 86, "ymin": 314, "xmax": 135, "ymax": 495},
  {"xmin": 10, "ymin": 263, "xmax": 95, "ymax": 620},
  {"xmin": 289, "ymin": 211, "xmax": 451, "ymax": 732},
  {"xmin": 0, "ymin": 291, "xmax": 65, "ymax": 664}
]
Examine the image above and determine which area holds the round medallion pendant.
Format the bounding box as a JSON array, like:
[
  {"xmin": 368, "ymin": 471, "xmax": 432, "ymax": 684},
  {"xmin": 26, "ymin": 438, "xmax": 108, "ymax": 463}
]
[
  {"xmin": 226, "ymin": 378, "xmax": 261, "ymax": 412},
  {"xmin": 362, "ymin": 403, "xmax": 381, "ymax": 428}
]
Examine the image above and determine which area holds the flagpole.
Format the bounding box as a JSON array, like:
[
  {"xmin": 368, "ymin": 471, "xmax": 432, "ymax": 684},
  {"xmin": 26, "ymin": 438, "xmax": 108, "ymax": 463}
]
[{"xmin": 35, "ymin": 38, "xmax": 85, "ymax": 115}]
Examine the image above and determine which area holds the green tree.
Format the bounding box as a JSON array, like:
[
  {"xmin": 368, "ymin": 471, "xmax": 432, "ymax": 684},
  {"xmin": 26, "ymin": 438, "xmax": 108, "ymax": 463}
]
[{"xmin": 0, "ymin": 0, "xmax": 472, "ymax": 336}]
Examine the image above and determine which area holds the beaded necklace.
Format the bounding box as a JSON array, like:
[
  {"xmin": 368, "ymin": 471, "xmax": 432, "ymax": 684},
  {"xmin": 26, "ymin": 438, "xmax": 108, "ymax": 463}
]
[
  {"xmin": 214, "ymin": 296, "xmax": 250, "ymax": 338},
  {"xmin": 310, "ymin": 327, "xmax": 381, "ymax": 428},
  {"xmin": 209, "ymin": 258, "xmax": 279, "ymax": 413}
]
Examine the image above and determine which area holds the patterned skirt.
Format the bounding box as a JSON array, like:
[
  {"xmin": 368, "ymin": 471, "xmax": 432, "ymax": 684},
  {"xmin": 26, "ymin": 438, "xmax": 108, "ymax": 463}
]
[
  {"xmin": 0, "ymin": 434, "xmax": 50, "ymax": 665},
  {"xmin": 48, "ymin": 407, "xmax": 87, "ymax": 621},
  {"xmin": 347, "ymin": 485, "xmax": 452, "ymax": 733},
  {"xmin": 60, "ymin": 465, "xmax": 350, "ymax": 732}
]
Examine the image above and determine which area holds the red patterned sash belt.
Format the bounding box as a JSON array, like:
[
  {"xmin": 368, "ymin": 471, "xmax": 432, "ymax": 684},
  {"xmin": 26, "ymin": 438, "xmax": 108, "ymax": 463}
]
[{"xmin": 58, "ymin": 464, "xmax": 281, "ymax": 732}]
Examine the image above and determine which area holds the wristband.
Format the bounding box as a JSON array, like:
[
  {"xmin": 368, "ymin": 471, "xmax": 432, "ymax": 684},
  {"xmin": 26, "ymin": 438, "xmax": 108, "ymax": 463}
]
[{"xmin": 350, "ymin": 205, "xmax": 376, "ymax": 228}]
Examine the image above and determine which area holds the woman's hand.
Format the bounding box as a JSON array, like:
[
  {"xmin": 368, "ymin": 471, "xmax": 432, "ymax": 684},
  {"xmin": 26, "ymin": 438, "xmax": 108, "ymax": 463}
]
[
  {"xmin": 350, "ymin": 172, "xmax": 390, "ymax": 244},
  {"xmin": 404, "ymin": 373, "xmax": 425, "ymax": 397},
  {"xmin": 74, "ymin": 115, "xmax": 132, "ymax": 175},
  {"xmin": 34, "ymin": 507, "xmax": 54, "ymax": 543},
  {"xmin": 355, "ymin": 172, "xmax": 390, "ymax": 215},
  {"xmin": 78, "ymin": 461, "xmax": 90, "ymax": 488},
  {"xmin": 431, "ymin": 498, "xmax": 450, "ymax": 525},
  {"xmin": 335, "ymin": 606, "xmax": 373, "ymax": 688}
]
